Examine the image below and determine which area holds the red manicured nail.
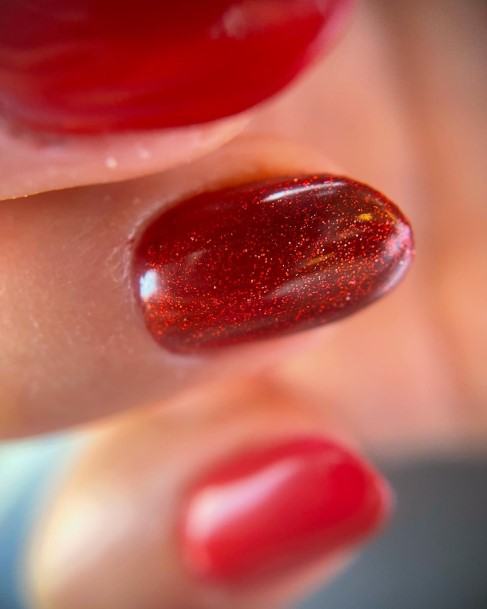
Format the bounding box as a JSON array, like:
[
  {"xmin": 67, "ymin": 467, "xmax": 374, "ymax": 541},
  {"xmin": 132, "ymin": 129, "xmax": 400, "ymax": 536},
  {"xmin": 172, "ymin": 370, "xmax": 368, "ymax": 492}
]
[
  {"xmin": 0, "ymin": 0, "xmax": 352, "ymax": 133},
  {"xmin": 133, "ymin": 175, "xmax": 414, "ymax": 353},
  {"xmin": 181, "ymin": 436, "xmax": 391, "ymax": 583}
]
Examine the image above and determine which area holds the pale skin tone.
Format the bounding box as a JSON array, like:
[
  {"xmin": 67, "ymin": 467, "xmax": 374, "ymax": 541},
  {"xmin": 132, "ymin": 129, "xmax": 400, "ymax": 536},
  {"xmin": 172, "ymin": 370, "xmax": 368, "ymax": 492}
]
[{"xmin": 0, "ymin": 1, "xmax": 485, "ymax": 608}]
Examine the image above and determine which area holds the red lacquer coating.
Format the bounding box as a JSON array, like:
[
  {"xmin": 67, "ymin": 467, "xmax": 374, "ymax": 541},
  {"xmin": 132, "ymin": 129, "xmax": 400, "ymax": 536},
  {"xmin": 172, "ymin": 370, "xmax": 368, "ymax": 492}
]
[
  {"xmin": 133, "ymin": 175, "xmax": 414, "ymax": 353},
  {"xmin": 181, "ymin": 437, "xmax": 390, "ymax": 582},
  {"xmin": 0, "ymin": 0, "xmax": 351, "ymax": 133}
]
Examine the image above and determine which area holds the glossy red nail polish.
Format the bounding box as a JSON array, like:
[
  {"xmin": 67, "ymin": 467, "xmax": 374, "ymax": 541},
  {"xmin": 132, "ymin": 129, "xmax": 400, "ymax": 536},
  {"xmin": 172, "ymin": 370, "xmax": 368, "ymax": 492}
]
[
  {"xmin": 181, "ymin": 437, "xmax": 391, "ymax": 582},
  {"xmin": 133, "ymin": 175, "xmax": 414, "ymax": 353},
  {"xmin": 0, "ymin": 0, "xmax": 352, "ymax": 133}
]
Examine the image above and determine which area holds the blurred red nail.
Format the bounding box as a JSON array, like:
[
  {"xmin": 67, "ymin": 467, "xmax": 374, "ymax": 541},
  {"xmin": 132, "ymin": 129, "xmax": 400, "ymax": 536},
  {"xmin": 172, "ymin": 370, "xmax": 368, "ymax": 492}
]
[
  {"xmin": 0, "ymin": 0, "xmax": 352, "ymax": 133},
  {"xmin": 133, "ymin": 175, "xmax": 414, "ymax": 353},
  {"xmin": 181, "ymin": 437, "xmax": 391, "ymax": 583}
]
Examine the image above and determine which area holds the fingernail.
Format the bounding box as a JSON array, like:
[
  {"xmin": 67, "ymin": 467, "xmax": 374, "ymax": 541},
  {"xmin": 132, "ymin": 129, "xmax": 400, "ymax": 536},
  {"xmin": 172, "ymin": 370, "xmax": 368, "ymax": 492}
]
[
  {"xmin": 133, "ymin": 175, "xmax": 414, "ymax": 353},
  {"xmin": 181, "ymin": 436, "xmax": 391, "ymax": 583},
  {"xmin": 0, "ymin": 0, "xmax": 352, "ymax": 133}
]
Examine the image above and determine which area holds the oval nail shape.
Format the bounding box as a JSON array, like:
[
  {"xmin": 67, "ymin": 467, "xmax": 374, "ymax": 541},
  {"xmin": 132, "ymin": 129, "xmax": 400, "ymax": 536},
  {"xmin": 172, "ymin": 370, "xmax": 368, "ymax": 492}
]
[
  {"xmin": 0, "ymin": 0, "xmax": 351, "ymax": 133},
  {"xmin": 181, "ymin": 436, "xmax": 391, "ymax": 582},
  {"xmin": 133, "ymin": 175, "xmax": 414, "ymax": 353}
]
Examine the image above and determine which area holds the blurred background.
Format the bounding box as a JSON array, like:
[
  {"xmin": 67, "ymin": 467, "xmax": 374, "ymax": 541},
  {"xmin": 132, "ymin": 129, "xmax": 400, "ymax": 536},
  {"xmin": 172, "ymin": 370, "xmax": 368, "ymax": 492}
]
[{"xmin": 1, "ymin": 0, "xmax": 486, "ymax": 607}]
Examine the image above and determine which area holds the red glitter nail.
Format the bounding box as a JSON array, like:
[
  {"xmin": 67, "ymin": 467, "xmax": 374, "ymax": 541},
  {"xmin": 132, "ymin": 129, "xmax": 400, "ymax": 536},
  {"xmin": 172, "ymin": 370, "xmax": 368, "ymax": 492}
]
[
  {"xmin": 133, "ymin": 175, "xmax": 414, "ymax": 353},
  {"xmin": 0, "ymin": 0, "xmax": 352, "ymax": 133}
]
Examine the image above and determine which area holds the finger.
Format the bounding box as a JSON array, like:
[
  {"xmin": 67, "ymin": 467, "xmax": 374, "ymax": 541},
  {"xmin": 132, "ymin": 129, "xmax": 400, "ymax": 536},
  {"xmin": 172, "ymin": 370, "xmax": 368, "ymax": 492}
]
[
  {"xmin": 0, "ymin": 136, "xmax": 327, "ymax": 436},
  {"xmin": 27, "ymin": 378, "xmax": 391, "ymax": 609},
  {"xmin": 0, "ymin": 136, "xmax": 413, "ymax": 438},
  {"xmin": 0, "ymin": 0, "xmax": 353, "ymax": 199}
]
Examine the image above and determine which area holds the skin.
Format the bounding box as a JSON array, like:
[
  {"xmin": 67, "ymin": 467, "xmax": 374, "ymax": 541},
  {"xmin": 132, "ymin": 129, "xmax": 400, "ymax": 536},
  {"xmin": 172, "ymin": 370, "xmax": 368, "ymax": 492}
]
[
  {"xmin": 0, "ymin": 116, "xmax": 248, "ymax": 200},
  {"xmin": 0, "ymin": 0, "xmax": 485, "ymax": 608}
]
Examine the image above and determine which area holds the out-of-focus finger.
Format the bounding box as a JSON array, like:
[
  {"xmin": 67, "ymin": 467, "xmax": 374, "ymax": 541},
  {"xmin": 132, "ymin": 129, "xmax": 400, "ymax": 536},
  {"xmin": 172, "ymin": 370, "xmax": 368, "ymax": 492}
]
[
  {"xmin": 28, "ymin": 378, "xmax": 391, "ymax": 609},
  {"xmin": 0, "ymin": 0, "xmax": 353, "ymax": 199}
]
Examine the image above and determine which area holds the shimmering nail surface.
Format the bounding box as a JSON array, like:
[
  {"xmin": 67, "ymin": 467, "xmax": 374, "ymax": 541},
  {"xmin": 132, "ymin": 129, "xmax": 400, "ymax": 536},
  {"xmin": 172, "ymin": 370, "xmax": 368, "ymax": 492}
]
[
  {"xmin": 0, "ymin": 0, "xmax": 351, "ymax": 133},
  {"xmin": 133, "ymin": 175, "xmax": 414, "ymax": 353},
  {"xmin": 181, "ymin": 437, "xmax": 390, "ymax": 583}
]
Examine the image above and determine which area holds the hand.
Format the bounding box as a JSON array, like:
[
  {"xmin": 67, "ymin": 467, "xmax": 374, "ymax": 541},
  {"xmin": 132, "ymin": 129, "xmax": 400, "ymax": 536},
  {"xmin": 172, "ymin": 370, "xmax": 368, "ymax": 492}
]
[{"xmin": 0, "ymin": 2, "xmax": 485, "ymax": 609}]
